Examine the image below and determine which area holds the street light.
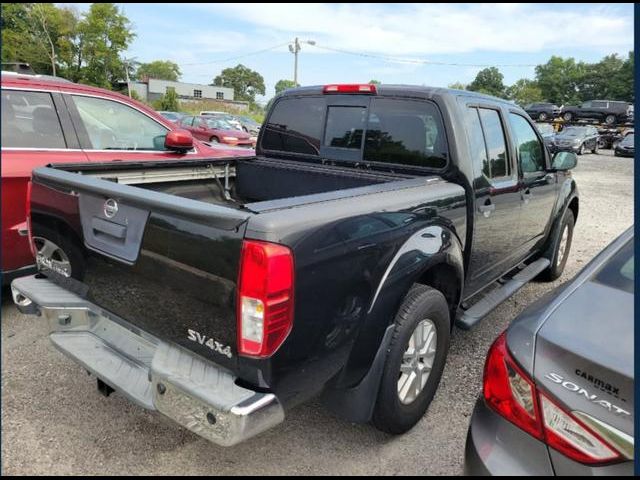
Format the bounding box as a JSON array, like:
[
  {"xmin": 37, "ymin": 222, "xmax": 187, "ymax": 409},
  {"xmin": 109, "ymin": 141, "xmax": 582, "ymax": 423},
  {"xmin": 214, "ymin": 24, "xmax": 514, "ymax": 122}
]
[{"xmin": 288, "ymin": 38, "xmax": 316, "ymax": 85}]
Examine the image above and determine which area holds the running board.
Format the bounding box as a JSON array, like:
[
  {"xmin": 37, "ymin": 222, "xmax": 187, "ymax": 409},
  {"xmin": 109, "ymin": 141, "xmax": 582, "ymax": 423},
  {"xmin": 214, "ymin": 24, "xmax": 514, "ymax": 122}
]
[{"xmin": 456, "ymin": 258, "xmax": 550, "ymax": 330}]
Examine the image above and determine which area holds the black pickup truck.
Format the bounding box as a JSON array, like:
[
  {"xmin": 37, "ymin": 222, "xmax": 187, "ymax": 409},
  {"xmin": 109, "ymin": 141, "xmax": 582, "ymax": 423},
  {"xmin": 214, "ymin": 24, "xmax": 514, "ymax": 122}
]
[{"xmin": 12, "ymin": 84, "xmax": 579, "ymax": 446}]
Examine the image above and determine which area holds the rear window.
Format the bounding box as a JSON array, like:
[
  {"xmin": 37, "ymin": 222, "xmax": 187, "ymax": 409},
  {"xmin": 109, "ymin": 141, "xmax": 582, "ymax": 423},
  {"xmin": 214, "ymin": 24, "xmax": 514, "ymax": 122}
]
[
  {"xmin": 261, "ymin": 95, "xmax": 448, "ymax": 169},
  {"xmin": 592, "ymin": 239, "xmax": 634, "ymax": 294}
]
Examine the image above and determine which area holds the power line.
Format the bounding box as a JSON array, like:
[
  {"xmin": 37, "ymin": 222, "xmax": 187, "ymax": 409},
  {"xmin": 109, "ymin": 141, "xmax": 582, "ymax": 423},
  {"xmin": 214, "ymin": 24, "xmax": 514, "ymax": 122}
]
[
  {"xmin": 308, "ymin": 44, "xmax": 538, "ymax": 68},
  {"xmin": 181, "ymin": 42, "xmax": 290, "ymax": 66}
]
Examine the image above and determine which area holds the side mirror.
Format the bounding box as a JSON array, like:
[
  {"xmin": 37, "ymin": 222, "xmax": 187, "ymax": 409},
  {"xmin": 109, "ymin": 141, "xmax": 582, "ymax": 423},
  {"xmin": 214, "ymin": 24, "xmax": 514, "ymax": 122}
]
[
  {"xmin": 165, "ymin": 130, "xmax": 193, "ymax": 152},
  {"xmin": 551, "ymin": 151, "xmax": 577, "ymax": 171}
]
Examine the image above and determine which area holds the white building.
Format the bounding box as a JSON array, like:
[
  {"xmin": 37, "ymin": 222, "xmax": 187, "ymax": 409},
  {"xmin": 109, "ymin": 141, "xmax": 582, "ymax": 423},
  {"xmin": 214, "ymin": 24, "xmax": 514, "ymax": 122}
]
[{"xmin": 130, "ymin": 78, "xmax": 247, "ymax": 110}]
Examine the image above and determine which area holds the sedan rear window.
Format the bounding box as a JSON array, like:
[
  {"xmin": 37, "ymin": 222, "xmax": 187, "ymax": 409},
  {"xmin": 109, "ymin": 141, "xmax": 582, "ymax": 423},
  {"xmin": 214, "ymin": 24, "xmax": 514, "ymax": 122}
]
[{"xmin": 592, "ymin": 239, "xmax": 634, "ymax": 294}]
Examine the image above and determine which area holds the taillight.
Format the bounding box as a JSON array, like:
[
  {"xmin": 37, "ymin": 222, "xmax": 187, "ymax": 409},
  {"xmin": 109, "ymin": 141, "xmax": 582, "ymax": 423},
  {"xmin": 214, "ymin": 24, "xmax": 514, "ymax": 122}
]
[
  {"xmin": 483, "ymin": 332, "xmax": 623, "ymax": 465},
  {"xmin": 237, "ymin": 240, "xmax": 294, "ymax": 358},
  {"xmin": 26, "ymin": 180, "xmax": 35, "ymax": 257},
  {"xmin": 323, "ymin": 84, "xmax": 377, "ymax": 94}
]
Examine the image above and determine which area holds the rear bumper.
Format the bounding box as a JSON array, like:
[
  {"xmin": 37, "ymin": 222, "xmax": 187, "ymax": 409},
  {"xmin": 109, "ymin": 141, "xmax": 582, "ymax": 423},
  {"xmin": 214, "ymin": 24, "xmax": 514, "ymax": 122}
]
[
  {"xmin": 11, "ymin": 275, "xmax": 284, "ymax": 447},
  {"xmin": 464, "ymin": 397, "xmax": 555, "ymax": 475}
]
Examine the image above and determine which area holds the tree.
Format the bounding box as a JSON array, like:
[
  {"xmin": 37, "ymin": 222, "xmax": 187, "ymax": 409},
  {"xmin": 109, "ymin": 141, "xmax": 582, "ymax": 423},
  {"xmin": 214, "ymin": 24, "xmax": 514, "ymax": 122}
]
[
  {"xmin": 136, "ymin": 60, "xmax": 181, "ymax": 81},
  {"xmin": 73, "ymin": 3, "xmax": 135, "ymax": 89},
  {"xmin": 274, "ymin": 79, "xmax": 298, "ymax": 95},
  {"xmin": 467, "ymin": 67, "xmax": 506, "ymax": 98},
  {"xmin": 448, "ymin": 82, "xmax": 467, "ymax": 90},
  {"xmin": 368, "ymin": 79, "xmax": 381, "ymax": 85},
  {"xmin": 534, "ymin": 56, "xmax": 586, "ymax": 105},
  {"xmin": 506, "ymin": 79, "xmax": 544, "ymax": 107},
  {"xmin": 157, "ymin": 88, "xmax": 179, "ymax": 111},
  {"xmin": 213, "ymin": 64, "xmax": 265, "ymax": 103}
]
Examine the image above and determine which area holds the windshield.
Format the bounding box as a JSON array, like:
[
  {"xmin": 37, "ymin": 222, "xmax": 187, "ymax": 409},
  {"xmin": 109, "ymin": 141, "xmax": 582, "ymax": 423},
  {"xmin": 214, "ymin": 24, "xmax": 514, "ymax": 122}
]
[
  {"xmin": 621, "ymin": 134, "xmax": 634, "ymax": 146},
  {"xmin": 559, "ymin": 127, "xmax": 586, "ymax": 137},
  {"xmin": 536, "ymin": 124, "xmax": 554, "ymax": 135},
  {"xmin": 204, "ymin": 118, "xmax": 233, "ymax": 130}
]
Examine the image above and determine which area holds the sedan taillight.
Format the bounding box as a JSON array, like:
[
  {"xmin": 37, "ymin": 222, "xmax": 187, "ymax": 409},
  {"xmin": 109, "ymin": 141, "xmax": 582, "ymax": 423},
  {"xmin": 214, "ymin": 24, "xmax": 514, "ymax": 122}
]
[{"xmin": 483, "ymin": 332, "xmax": 622, "ymax": 465}]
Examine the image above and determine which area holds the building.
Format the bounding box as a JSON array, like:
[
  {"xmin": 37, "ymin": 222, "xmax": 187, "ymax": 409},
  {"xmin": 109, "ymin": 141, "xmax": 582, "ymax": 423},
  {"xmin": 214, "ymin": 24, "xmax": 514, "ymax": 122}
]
[{"xmin": 129, "ymin": 78, "xmax": 248, "ymax": 110}]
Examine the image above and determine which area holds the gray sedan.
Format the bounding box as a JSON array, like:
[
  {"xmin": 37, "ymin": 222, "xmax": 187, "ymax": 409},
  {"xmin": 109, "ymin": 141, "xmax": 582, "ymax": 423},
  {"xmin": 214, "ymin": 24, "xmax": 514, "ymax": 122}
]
[{"xmin": 465, "ymin": 226, "xmax": 634, "ymax": 475}]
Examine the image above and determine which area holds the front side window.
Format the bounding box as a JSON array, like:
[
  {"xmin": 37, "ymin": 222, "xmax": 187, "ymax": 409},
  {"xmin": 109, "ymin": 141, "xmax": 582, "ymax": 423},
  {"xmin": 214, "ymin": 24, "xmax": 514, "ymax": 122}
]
[
  {"xmin": 71, "ymin": 95, "xmax": 168, "ymax": 151},
  {"xmin": 1, "ymin": 90, "xmax": 66, "ymax": 148},
  {"xmin": 509, "ymin": 113, "xmax": 545, "ymax": 173},
  {"xmin": 364, "ymin": 98, "xmax": 448, "ymax": 169},
  {"xmin": 478, "ymin": 108, "xmax": 509, "ymax": 178},
  {"xmin": 180, "ymin": 116, "xmax": 194, "ymax": 127}
]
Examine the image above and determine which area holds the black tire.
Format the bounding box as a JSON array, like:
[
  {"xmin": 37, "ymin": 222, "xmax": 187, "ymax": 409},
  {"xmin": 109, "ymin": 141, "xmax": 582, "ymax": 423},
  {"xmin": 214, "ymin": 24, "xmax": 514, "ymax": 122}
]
[
  {"xmin": 563, "ymin": 112, "xmax": 573, "ymax": 122},
  {"xmin": 538, "ymin": 209, "xmax": 575, "ymax": 282},
  {"xmin": 604, "ymin": 114, "xmax": 616, "ymax": 126},
  {"xmin": 538, "ymin": 112, "xmax": 547, "ymax": 121},
  {"xmin": 372, "ymin": 284, "xmax": 450, "ymax": 435},
  {"xmin": 31, "ymin": 225, "xmax": 86, "ymax": 280},
  {"xmin": 577, "ymin": 143, "xmax": 584, "ymax": 155},
  {"xmin": 591, "ymin": 142, "xmax": 598, "ymax": 154},
  {"xmin": 209, "ymin": 136, "xmax": 219, "ymax": 143}
]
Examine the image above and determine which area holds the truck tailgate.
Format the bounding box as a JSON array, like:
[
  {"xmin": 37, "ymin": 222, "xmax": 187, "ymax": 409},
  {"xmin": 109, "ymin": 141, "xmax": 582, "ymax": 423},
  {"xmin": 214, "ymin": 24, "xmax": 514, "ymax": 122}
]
[{"xmin": 30, "ymin": 166, "xmax": 251, "ymax": 371}]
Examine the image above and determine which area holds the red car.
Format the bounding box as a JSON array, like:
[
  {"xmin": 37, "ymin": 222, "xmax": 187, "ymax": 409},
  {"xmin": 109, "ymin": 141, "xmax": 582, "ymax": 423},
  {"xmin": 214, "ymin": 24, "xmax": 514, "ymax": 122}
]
[
  {"xmin": 179, "ymin": 115, "xmax": 255, "ymax": 148},
  {"xmin": 1, "ymin": 71, "xmax": 253, "ymax": 284}
]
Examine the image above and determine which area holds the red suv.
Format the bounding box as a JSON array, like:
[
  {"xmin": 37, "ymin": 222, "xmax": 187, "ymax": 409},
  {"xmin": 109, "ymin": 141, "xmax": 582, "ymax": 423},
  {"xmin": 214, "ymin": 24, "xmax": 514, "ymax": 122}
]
[{"xmin": 1, "ymin": 72, "xmax": 253, "ymax": 284}]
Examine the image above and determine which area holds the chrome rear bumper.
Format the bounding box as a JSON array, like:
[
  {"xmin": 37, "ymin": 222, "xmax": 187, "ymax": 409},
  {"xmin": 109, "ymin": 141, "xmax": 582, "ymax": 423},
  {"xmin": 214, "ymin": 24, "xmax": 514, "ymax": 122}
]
[{"xmin": 11, "ymin": 275, "xmax": 284, "ymax": 447}]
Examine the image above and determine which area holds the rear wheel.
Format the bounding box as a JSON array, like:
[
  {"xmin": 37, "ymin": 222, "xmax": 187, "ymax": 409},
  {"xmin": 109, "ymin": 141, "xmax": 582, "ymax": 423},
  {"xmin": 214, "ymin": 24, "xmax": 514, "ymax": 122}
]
[
  {"xmin": 538, "ymin": 209, "xmax": 574, "ymax": 282},
  {"xmin": 32, "ymin": 225, "xmax": 85, "ymax": 280},
  {"xmin": 209, "ymin": 136, "xmax": 219, "ymax": 144},
  {"xmin": 372, "ymin": 284, "xmax": 450, "ymax": 434},
  {"xmin": 563, "ymin": 112, "xmax": 573, "ymax": 122},
  {"xmin": 538, "ymin": 112, "xmax": 548, "ymax": 121},
  {"xmin": 605, "ymin": 114, "xmax": 616, "ymax": 126}
]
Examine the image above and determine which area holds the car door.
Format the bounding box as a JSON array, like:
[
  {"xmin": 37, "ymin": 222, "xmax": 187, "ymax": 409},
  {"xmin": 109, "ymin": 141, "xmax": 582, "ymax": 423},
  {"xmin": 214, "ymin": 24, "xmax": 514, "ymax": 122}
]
[
  {"xmin": 507, "ymin": 112, "xmax": 558, "ymax": 252},
  {"xmin": 191, "ymin": 116, "xmax": 213, "ymax": 141},
  {"xmin": 579, "ymin": 101, "xmax": 592, "ymax": 120},
  {"xmin": 463, "ymin": 104, "xmax": 522, "ymax": 295},
  {"xmin": 591, "ymin": 100, "xmax": 608, "ymax": 121},
  {"xmin": 1, "ymin": 87, "xmax": 88, "ymax": 275},
  {"xmin": 64, "ymin": 93, "xmax": 198, "ymax": 163}
]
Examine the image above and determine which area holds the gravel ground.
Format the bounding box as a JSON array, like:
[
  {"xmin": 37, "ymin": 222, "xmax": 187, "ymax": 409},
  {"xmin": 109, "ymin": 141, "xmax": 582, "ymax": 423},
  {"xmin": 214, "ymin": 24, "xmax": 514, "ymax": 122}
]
[{"xmin": 1, "ymin": 150, "xmax": 634, "ymax": 475}]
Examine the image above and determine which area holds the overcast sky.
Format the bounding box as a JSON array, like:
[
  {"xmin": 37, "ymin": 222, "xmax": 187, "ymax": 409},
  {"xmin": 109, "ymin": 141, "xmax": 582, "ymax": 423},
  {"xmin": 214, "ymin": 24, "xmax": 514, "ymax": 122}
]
[{"xmin": 68, "ymin": 3, "xmax": 634, "ymax": 103}]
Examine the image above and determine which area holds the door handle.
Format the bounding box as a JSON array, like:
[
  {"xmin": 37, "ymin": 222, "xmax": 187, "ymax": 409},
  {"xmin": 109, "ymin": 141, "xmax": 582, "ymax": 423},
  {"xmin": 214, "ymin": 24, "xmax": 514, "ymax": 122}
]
[{"xmin": 478, "ymin": 201, "xmax": 496, "ymax": 218}]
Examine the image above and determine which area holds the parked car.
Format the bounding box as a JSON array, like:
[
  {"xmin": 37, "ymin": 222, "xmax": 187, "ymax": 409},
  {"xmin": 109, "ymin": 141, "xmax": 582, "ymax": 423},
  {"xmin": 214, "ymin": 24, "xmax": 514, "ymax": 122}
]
[
  {"xmin": 535, "ymin": 122, "xmax": 556, "ymax": 150},
  {"xmin": 0, "ymin": 71, "xmax": 252, "ymax": 284},
  {"xmin": 525, "ymin": 103, "xmax": 561, "ymax": 122},
  {"xmin": 551, "ymin": 125, "xmax": 599, "ymax": 155},
  {"xmin": 236, "ymin": 115, "xmax": 262, "ymax": 136},
  {"xmin": 465, "ymin": 227, "xmax": 633, "ymax": 475},
  {"xmin": 156, "ymin": 111, "xmax": 184, "ymax": 124},
  {"xmin": 179, "ymin": 115, "xmax": 254, "ymax": 148},
  {"xmin": 561, "ymin": 100, "xmax": 633, "ymax": 126},
  {"xmin": 199, "ymin": 110, "xmax": 243, "ymax": 131},
  {"xmin": 12, "ymin": 84, "xmax": 579, "ymax": 447},
  {"xmin": 614, "ymin": 132, "xmax": 634, "ymax": 157}
]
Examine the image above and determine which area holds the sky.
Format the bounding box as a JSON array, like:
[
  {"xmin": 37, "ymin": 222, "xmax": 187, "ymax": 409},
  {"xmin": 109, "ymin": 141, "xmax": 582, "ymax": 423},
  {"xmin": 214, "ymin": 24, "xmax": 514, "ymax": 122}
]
[{"xmin": 65, "ymin": 3, "xmax": 634, "ymax": 104}]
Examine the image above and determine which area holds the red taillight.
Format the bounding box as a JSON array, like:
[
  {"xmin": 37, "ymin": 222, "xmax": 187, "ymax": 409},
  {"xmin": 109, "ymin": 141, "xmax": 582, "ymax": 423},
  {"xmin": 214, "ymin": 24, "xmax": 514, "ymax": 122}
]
[
  {"xmin": 483, "ymin": 332, "xmax": 623, "ymax": 465},
  {"xmin": 323, "ymin": 84, "xmax": 377, "ymax": 94},
  {"xmin": 237, "ymin": 240, "xmax": 294, "ymax": 358},
  {"xmin": 26, "ymin": 180, "xmax": 35, "ymax": 257}
]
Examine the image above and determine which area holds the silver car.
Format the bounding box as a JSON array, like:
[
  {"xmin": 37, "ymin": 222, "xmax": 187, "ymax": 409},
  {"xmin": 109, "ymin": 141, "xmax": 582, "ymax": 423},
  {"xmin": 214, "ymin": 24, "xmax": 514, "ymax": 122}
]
[{"xmin": 465, "ymin": 226, "xmax": 634, "ymax": 475}]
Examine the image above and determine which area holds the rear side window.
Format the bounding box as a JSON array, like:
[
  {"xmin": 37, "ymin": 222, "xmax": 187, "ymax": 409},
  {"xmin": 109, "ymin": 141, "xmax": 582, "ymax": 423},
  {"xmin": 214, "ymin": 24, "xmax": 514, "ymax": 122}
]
[
  {"xmin": 508, "ymin": 113, "xmax": 545, "ymax": 173},
  {"xmin": 464, "ymin": 107, "xmax": 490, "ymax": 178},
  {"xmin": 262, "ymin": 97, "xmax": 324, "ymax": 155},
  {"xmin": 478, "ymin": 108, "xmax": 509, "ymax": 178},
  {"xmin": 364, "ymin": 98, "xmax": 447, "ymax": 169},
  {"xmin": 71, "ymin": 95, "xmax": 168, "ymax": 151},
  {"xmin": 1, "ymin": 90, "xmax": 66, "ymax": 148},
  {"xmin": 592, "ymin": 239, "xmax": 634, "ymax": 294}
]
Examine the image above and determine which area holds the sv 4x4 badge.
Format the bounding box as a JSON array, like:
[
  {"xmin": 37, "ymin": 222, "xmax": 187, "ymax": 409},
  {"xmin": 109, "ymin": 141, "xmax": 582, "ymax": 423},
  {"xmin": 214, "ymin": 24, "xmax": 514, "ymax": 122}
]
[{"xmin": 187, "ymin": 329, "xmax": 233, "ymax": 359}]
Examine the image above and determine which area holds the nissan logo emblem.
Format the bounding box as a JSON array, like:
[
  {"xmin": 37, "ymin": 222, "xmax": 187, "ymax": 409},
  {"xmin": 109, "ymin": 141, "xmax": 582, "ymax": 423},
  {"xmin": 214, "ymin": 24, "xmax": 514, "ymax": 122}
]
[{"xmin": 103, "ymin": 198, "xmax": 119, "ymax": 218}]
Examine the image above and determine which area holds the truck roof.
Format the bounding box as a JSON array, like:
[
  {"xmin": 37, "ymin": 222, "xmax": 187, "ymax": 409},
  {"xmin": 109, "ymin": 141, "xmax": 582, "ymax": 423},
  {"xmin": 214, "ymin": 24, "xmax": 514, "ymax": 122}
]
[{"xmin": 279, "ymin": 84, "xmax": 516, "ymax": 107}]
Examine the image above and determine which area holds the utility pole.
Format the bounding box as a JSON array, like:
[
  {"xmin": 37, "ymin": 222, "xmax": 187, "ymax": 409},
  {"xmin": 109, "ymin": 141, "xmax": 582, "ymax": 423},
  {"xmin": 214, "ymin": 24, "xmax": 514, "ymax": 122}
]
[
  {"xmin": 289, "ymin": 38, "xmax": 315, "ymax": 85},
  {"xmin": 124, "ymin": 59, "xmax": 132, "ymax": 98}
]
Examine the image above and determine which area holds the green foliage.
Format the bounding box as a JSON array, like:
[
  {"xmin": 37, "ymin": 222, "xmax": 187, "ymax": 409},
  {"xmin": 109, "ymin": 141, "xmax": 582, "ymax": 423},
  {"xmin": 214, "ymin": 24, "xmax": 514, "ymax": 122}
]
[
  {"xmin": 274, "ymin": 79, "xmax": 299, "ymax": 95},
  {"xmin": 534, "ymin": 56, "xmax": 586, "ymax": 105},
  {"xmin": 368, "ymin": 79, "xmax": 381, "ymax": 85},
  {"xmin": 213, "ymin": 64, "xmax": 265, "ymax": 103},
  {"xmin": 448, "ymin": 82, "xmax": 467, "ymax": 90},
  {"xmin": 158, "ymin": 88, "xmax": 179, "ymax": 111},
  {"xmin": 505, "ymin": 78, "xmax": 544, "ymax": 106},
  {"xmin": 136, "ymin": 60, "xmax": 181, "ymax": 81},
  {"xmin": 467, "ymin": 67, "xmax": 506, "ymax": 98}
]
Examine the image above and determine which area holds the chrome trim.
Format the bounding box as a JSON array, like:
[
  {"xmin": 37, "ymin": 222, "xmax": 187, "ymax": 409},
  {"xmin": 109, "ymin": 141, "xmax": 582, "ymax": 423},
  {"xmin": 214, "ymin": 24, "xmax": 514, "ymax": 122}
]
[{"xmin": 573, "ymin": 411, "xmax": 634, "ymax": 460}]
